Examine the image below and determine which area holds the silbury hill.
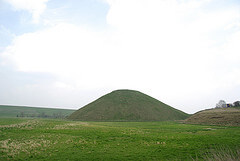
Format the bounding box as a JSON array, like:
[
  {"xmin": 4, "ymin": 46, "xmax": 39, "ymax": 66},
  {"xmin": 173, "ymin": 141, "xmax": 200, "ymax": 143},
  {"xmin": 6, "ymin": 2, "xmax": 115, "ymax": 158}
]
[{"xmin": 68, "ymin": 89, "xmax": 189, "ymax": 121}]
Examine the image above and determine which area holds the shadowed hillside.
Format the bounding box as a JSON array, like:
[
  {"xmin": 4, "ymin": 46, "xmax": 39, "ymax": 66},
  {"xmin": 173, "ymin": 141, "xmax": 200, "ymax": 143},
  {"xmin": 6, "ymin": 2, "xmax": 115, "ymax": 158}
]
[
  {"xmin": 185, "ymin": 107, "xmax": 240, "ymax": 126},
  {"xmin": 68, "ymin": 89, "xmax": 189, "ymax": 121}
]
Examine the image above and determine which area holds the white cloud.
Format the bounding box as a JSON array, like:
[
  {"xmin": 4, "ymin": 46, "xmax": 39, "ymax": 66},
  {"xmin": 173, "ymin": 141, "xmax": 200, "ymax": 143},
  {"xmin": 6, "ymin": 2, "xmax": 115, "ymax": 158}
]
[
  {"xmin": 2, "ymin": 23, "xmax": 116, "ymax": 88},
  {"xmin": 1, "ymin": 0, "xmax": 240, "ymax": 113},
  {"xmin": 4, "ymin": 0, "xmax": 49, "ymax": 23},
  {"xmin": 104, "ymin": 0, "xmax": 240, "ymax": 92}
]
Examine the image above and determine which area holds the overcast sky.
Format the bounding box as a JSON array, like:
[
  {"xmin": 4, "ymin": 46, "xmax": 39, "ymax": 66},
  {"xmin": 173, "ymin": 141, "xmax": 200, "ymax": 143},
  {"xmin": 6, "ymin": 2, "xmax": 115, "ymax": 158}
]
[{"xmin": 0, "ymin": 0, "xmax": 239, "ymax": 114}]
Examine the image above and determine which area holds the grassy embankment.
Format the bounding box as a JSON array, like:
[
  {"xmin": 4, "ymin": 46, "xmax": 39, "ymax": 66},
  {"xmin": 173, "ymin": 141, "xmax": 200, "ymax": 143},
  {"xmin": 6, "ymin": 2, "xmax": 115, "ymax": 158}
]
[
  {"xmin": 185, "ymin": 107, "xmax": 240, "ymax": 126},
  {"xmin": 1, "ymin": 118, "xmax": 240, "ymax": 160}
]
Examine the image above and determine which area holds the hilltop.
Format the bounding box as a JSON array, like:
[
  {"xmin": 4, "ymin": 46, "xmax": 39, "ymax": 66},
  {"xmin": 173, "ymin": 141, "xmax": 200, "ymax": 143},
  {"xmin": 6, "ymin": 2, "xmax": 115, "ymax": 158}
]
[
  {"xmin": 68, "ymin": 89, "xmax": 189, "ymax": 121},
  {"xmin": 185, "ymin": 107, "xmax": 240, "ymax": 126}
]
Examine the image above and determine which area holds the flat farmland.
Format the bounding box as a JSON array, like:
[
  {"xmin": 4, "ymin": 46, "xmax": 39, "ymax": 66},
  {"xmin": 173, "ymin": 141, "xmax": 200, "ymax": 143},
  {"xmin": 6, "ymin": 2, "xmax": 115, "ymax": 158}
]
[{"xmin": 0, "ymin": 118, "xmax": 240, "ymax": 160}]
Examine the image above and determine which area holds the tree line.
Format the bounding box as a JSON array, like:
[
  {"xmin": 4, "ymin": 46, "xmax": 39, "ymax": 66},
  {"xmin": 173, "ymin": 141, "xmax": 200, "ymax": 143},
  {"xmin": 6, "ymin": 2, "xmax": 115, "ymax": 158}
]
[
  {"xmin": 216, "ymin": 100, "xmax": 240, "ymax": 108},
  {"xmin": 17, "ymin": 112, "xmax": 67, "ymax": 119}
]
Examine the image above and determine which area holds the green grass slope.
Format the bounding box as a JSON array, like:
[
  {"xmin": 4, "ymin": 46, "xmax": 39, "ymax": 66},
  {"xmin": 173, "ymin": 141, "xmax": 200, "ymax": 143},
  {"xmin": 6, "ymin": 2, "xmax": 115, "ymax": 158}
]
[
  {"xmin": 68, "ymin": 89, "xmax": 189, "ymax": 121},
  {"xmin": 185, "ymin": 107, "xmax": 240, "ymax": 126},
  {"xmin": 0, "ymin": 105, "xmax": 75, "ymax": 118}
]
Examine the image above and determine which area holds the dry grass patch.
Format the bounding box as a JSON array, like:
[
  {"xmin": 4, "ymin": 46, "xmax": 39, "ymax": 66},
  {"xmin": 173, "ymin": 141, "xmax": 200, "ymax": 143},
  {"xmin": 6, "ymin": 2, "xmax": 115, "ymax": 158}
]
[
  {"xmin": 0, "ymin": 138, "xmax": 53, "ymax": 158},
  {"xmin": 0, "ymin": 120, "xmax": 42, "ymax": 129},
  {"xmin": 194, "ymin": 147, "xmax": 240, "ymax": 161},
  {"xmin": 52, "ymin": 122, "xmax": 89, "ymax": 129}
]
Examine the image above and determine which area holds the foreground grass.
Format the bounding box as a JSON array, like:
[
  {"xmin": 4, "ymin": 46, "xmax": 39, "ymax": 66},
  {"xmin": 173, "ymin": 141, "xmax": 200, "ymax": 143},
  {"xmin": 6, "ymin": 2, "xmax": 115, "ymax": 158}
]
[
  {"xmin": 0, "ymin": 118, "xmax": 240, "ymax": 160},
  {"xmin": 201, "ymin": 148, "xmax": 240, "ymax": 161}
]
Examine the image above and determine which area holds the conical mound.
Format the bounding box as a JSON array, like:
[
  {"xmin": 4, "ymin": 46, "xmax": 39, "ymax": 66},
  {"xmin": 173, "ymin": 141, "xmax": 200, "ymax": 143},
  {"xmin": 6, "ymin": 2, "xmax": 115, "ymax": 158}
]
[{"xmin": 68, "ymin": 89, "xmax": 189, "ymax": 121}]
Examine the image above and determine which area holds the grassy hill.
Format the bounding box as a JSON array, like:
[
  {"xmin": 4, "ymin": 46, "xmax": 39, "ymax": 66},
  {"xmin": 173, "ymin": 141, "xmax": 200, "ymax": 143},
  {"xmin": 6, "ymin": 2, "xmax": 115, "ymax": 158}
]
[
  {"xmin": 0, "ymin": 105, "xmax": 75, "ymax": 118},
  {"xmin": 185, "ymin": 107, "xmax": 240, "ymax": 126},
  {"xmin": 68, "ymin": 89, "xmax": 189, "ymax": 121}
]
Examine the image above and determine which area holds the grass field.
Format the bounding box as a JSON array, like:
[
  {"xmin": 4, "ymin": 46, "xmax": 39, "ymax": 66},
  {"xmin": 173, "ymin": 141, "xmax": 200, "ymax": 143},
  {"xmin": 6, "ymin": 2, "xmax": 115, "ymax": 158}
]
[
  {"xmin": 0, "ymin": 118, "xmax": 240, "ymax": 160},
  {"xmin": 0, "ymin": 105, "xmax": 75, "ymax": 118}
]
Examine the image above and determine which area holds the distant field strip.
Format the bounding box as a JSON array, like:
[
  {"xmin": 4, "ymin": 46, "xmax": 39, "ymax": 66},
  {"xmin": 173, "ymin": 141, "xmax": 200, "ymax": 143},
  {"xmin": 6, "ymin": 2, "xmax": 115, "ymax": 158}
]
[{"xmin": 0, "ymin": 105, "xmax": 75, "ymax": 118}]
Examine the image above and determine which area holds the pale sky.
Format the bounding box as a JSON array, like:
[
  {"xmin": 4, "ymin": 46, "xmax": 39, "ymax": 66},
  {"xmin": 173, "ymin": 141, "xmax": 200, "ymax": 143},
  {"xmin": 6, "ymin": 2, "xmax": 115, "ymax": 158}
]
[{"xmin": 0, "ymin": 0, "xmax": 240, "ymax": 114}]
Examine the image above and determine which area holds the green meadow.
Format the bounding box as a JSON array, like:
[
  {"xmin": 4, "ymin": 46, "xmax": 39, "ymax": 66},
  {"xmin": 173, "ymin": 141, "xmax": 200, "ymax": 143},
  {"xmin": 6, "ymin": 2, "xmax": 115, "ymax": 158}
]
[
  {"xmin": 1, "ymin": 118, "xmax": 240, "ymax": 160},
  {"xmin": 0, "ymin": 105, "xmax": 75, "ymax": 118}
]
